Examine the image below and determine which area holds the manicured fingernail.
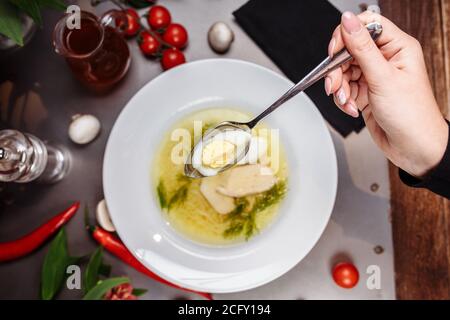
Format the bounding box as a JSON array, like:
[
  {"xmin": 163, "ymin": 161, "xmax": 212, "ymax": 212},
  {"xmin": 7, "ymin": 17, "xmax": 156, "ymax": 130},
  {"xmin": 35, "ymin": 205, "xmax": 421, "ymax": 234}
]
[
  {"xmin": 328, "ymin": 38, "xmax": 336, "ymax": 58},
  {"xmin": 325, "ymin": 77, "xmax": 332, "ymax": 96},
  {"xmin": 342, "ymin": 12, "xmax": 362, "ymax": 34},
  {"xmin": 337, "ymin": 88, "xmax": 347, "ymax": 105},
  {"xmin": 346, "ymin": 102, "xmax": 359, "ymax": 118}
]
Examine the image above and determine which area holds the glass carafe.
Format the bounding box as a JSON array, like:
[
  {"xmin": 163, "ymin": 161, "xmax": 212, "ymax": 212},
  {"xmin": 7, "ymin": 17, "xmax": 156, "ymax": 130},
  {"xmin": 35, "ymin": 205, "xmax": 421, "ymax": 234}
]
[
  {"xmin": 52, "ymin": 10, "xmax": 131, "ymax": 91},
  {"xmin": 0, "ymin": 130, "xmax": 69, "ymax": 183}
]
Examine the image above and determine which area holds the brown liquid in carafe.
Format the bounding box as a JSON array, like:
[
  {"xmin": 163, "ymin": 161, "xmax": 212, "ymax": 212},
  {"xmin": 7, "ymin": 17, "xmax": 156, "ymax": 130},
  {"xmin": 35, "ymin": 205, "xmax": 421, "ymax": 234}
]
[
  {"xmin": 65, "ymin": 19, "xmax": 102, "ymax": 55},
  {"xmin": 63, "ymin": 17, "xmax": 130, "ymax": 91}
]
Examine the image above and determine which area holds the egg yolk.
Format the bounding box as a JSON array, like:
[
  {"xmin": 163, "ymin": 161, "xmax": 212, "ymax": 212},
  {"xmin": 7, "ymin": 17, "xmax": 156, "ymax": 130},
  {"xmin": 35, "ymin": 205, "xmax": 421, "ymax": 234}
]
[{"xmin": 202, "ymin": 139, "xmax": 237, "ymax": 169}]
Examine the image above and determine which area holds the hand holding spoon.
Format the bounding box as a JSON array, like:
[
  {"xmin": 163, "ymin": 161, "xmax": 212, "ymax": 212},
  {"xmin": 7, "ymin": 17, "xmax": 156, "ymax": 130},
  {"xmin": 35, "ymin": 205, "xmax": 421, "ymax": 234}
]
[{"xmin": 185, "ymin": 22, "xmax": 383, "ymax": 178}]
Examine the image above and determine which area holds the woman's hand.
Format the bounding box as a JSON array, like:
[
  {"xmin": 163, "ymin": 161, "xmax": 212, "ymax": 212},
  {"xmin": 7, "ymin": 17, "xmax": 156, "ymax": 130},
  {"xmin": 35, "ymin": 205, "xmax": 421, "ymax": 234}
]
[{"xmin": 326, "ymin": 11, "xmax": 449, "ymax": 178}]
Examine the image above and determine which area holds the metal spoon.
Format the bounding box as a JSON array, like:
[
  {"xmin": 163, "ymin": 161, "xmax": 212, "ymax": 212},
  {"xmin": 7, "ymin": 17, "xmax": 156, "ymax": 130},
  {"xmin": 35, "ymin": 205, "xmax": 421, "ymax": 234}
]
[{"xmin": 185, "ymin": 22, "xmax": 383, "ymax": 178}]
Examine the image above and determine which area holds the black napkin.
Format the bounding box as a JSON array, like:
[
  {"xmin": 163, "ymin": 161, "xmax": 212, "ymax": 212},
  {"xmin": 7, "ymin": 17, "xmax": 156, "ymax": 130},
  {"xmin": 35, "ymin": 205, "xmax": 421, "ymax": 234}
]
[{"xmin": 233, "ymin": 0, "xmax": 365, "ymax": 137}]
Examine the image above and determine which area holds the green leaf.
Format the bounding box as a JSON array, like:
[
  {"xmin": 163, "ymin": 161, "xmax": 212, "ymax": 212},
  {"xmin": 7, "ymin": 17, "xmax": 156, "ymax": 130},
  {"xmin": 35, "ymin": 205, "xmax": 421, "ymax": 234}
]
[
  {"xmin": 83, "ymin": 247, "xmax": 103, "ymax": 294},
  {"xmin": 131, "ymin": 288, "xmax": 148, "ymax": 296},
  {"xmin": 83, "ymin": 277, "xmax": 130, "ymax": 300},
  {"xmin": 40, "ymin": 228, "xmax": 73, "ymax": 300},
  {"xmin": 38, "ymin": 0, "xmax": 67, "ymax": 11},
  {"xmin": 0, "ymin": 1, "xmax": 23, "ymax": 46},
  {"xmin": 8, "ymin": 0, "xmax": 42, "ymax": 26}
]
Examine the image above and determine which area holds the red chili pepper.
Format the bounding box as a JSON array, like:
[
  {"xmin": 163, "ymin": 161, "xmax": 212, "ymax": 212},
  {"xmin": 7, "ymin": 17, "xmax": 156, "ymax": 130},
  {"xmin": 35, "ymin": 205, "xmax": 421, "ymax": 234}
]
[
  {"xmin": 0, "ymin": 202, "xmax": 80, "ymax": 262},
  {"xmin": 91, "ymin": 226, "xmax": 213, "ymax": 300}
]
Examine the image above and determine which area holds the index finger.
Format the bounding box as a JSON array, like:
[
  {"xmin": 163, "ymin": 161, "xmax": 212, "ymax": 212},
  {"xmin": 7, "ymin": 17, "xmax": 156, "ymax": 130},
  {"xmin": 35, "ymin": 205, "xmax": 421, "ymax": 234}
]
[{"xmin": 329, "ymin": 11, "xmax": 413, "ymax": 58}]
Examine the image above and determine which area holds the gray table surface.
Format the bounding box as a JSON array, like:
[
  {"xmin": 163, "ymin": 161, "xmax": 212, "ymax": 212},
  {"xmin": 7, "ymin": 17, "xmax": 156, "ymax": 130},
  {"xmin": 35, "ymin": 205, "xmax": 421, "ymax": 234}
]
[{"xmin": 0, "ymin": 0, "xmax": 394, "ymax": 300}]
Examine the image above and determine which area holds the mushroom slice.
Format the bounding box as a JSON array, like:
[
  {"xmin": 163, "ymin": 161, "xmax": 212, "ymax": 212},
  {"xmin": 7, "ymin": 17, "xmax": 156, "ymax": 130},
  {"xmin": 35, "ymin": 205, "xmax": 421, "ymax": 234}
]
[
  {"xmin": 217, "ymin": 164, "xmax": 277, "ymax": 197},
  {"xmin": 200, "ymin": 175, "xmax": 236, "ymax": 215}
]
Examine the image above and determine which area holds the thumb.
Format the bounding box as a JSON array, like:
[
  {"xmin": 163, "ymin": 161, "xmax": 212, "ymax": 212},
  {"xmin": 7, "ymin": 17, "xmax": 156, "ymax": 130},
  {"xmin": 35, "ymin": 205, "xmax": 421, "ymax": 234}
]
[{"xmin": 340, "ymin": 12, "xmax": 390, "ymax": 85}]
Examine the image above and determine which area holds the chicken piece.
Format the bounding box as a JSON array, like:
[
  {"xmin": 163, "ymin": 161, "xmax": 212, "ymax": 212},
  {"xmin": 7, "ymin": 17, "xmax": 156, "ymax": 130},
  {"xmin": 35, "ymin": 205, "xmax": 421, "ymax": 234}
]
[
  {"xmin": 200, "ymin": 175, "xmax": 236, "ymax": 214},
  {"xmin": 216, "ymin": 164, "xmax": 277, "ymax": 197}
]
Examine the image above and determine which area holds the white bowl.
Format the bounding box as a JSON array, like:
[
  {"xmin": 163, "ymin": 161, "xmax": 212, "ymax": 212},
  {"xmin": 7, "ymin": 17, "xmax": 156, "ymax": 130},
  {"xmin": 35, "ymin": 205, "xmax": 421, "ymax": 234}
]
[{"xmin": 103, "ymin": 59, "xmax": 337, "ymax": 293}]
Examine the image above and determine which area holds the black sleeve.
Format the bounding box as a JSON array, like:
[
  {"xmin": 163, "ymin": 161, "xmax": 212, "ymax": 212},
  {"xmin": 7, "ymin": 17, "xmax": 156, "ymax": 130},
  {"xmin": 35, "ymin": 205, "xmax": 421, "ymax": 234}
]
[{"xmin": 399, "ymin": 122, "xmax": 450, "ymax": 199}]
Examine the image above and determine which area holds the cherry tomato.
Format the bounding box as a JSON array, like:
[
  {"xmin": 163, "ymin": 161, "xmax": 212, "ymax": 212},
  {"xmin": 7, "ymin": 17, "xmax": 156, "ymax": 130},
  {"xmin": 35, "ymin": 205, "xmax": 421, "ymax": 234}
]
[
  {"xmin": 147, "ymin": 5, "xmax": 171, "ymax": 31},
  {"xmin": 161, "ymin": 48, "xmax": 185, "ymax": 70},
  {"xmin": 123, "ymin": 9, "xmax": 140, "ymax": 38},
  {"xmin": 126, "ymin": 8, "xmax": 140, "ymax": 20},
  {"xmin": 332, "ymin": 262, "xmax": 359, "ymax": 289},
  {"xmin": 138, "ymin": 31, "xmax": 161, "ymax": 56},
  {"xmin": 162, "ymin": 23, "xmax": 188, "ymax": 49}
]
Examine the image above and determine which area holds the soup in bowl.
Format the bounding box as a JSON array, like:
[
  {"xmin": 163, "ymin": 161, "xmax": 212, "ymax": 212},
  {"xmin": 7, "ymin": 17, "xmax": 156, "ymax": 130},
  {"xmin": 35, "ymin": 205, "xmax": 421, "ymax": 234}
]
[{"xmin": 152, "ymin": 108, "xmax": 288, "ymax": 246}]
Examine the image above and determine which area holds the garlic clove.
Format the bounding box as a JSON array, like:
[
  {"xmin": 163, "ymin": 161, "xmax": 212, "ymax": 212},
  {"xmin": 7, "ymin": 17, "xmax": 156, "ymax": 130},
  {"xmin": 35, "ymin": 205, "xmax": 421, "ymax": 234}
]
[
  {"xmin": 208, "ymin": 22, "xmax": 234, "ymax": 54},
  {"xmin": 68, "ymin": 114, "xmax": 101, "ymax": 145},
  {"xmin": 96, "ymin": 199, "xmax": 116, "ymax": 232}
]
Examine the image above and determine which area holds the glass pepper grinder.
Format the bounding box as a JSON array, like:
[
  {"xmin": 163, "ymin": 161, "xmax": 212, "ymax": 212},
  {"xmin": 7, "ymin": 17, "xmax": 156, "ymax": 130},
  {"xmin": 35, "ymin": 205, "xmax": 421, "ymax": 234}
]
[{"xmin": 0, "ymin": 129, "xmax": 70, "ymax": 183}]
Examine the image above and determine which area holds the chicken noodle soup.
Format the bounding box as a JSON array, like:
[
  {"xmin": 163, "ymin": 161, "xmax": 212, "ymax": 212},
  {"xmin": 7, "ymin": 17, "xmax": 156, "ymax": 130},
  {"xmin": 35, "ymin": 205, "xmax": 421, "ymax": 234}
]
[{"xmin": 152, "ymin": 108, "xmax": 288, "ymax": 246}]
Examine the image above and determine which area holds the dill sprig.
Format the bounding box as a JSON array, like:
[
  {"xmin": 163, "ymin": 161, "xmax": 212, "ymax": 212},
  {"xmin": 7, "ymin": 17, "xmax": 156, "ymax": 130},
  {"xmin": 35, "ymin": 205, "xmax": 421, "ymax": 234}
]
[
  {"xmin": 244, "ymin": 211, "xmax": 257, "ymax": 239},
  {"xmin": 223, "ymin": 207, "xmax": 257, "ymax": 241},
  {"xmin": 157, "ymin": 181, "xmax": 168, "ymax": 209},
  {"xmin": 157, "ymin": 175, "xmax": 193, "ymax": 212},
  {"xmin": 223, "ymin": 221, "xmax": 244, "ymax": 238},
  {"xmin": 223, "ymin": 180, "xmax": 287, "ymax": 240},
  {"xmin": 252, "ymin": 180, "xmax": 287, "ymax": 213},
  {"xmin": 226, "ymin": 198, "xmax": 248, "ymax": 220},
  {"xmin": 223, "ymin": 198, "xmax": 252, "ymax": 239},
  {"xmin": 168, "ymin": 184, "xmax": 189, "ymax": 210}
]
